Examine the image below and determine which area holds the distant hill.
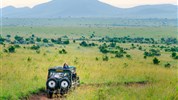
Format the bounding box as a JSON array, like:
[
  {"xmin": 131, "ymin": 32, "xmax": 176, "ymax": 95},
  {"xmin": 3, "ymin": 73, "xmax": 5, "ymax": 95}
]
[{"xmin": 1, "ymin": 0, "xmax": 178, "ymax": 18}]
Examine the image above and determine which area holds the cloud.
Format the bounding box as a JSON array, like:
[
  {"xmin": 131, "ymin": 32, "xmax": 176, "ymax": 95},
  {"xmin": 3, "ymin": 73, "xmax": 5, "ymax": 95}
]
[{"xmin": 99, "ymin": 0, "xmax": 177, "ymax": 8}]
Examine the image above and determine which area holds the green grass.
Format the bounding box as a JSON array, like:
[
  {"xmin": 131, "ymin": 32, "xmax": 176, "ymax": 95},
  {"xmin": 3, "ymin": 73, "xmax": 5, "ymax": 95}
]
[
  {"xmin": 0, "ymin": 26, "xmax": 178, "ymax": 99},
  {"xmin": 1, "ymin": 26, "xmax": 178, "ymax": 39}
]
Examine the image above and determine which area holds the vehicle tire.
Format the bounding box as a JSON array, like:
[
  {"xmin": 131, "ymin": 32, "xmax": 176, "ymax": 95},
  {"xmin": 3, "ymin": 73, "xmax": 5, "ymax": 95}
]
[
  {"xmin": 46, "ymin": 78, "xmax": 58, "ymax": 89},
  {"xmin": 59, "ymin": 78, "xmax": 71, "ymax": 89}
]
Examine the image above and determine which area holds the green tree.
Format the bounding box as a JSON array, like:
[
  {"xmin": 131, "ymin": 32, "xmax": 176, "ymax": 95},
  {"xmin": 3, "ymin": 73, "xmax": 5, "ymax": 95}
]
[
  {"xmin": 43, "ymin": 38, "xmax": 48, "ymax": 43},
  {"xmin": 171, "ymin": 52, "xmax": 176, "ymax": 58},
  {"xmin": 80, "ymin": 41, "xmax": 88, "ymax": 47},
  {"xmin": 8, "ymin": 46, "xmax": 15, "ymax": 53},
  {"xmin": 153, "ymin": 57, "xmax": 160, "ymax": 64},
  {"xmin": 36, "ymin": 37, "xmax": 41, "ymax": 42}
]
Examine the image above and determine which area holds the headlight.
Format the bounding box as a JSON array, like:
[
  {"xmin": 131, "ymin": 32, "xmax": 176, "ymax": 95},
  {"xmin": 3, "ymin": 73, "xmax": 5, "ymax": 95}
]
[
  {"xmin": 48, "ymin": 80, "xmax": 56, "ymax": 88},
  {"xmin": 61, "ymin": 81, "xmax": 69, "ymax": 88}
]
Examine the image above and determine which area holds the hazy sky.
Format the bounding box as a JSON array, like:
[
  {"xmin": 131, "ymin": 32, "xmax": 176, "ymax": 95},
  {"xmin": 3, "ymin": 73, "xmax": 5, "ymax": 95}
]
[{"xmin": 0, "ymin": 0, "xmax": 177, "ymax": 8}]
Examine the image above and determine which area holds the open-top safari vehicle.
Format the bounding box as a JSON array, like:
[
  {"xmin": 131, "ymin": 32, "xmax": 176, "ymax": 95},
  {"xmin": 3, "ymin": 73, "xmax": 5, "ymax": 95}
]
[{"xmin": 46, "ymin": 66, "xmax": 80, "ymax": 98}]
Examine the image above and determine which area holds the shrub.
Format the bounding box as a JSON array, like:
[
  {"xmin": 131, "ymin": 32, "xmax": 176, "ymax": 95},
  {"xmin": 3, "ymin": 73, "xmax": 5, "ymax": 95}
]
[
  {"xmin": 0, "ymin": 36, "xmax": 5, "ymax": 44},
  {"xmin": 164, "ymin": 63, "xmax": 171, "ymax": 68},
  {"xmin": 144, "ymin": 49, "xmax": 161, "ymax": 57},
  {"xmin": 59, "ymin": 49, "xmax": 67, "ymax": 54},
  {"xmin": 103, "ymin": 55, "xmax": 109, "ymax": 61},
  {"xmin": 27, "ymin": 57, "xmax": 32, "ymax": 62},
  {"xmin": 138, "ymin": 46, "xmax": 142, "ymax": 50},
  {"xmin": 73, "ymin": 40, "xmax": 76, "ymax": 43},
  {"xmin": 32, "ymin": 34, "xmax": 35, "ymax": 37},
  {"xmin": 36, "ymin": 50, "xmax": 40, "ymax": 54},
  {"xmin": 80, "ymin": 41, "xmax": 88, "ymax": 47},
  {"xmin": 3, "ymin": 49, "xmax": 8, "ymax": 53},
  {"xmin": 100, "ymin": 48, "xmax": 108, "ymax": 54},
  {"xmin": 174, "ymin": 56, "xmax": 178, "ymax": 59},
  {"xmin": 14, "ymin": 45, "xmax": 21, "ymax": 48},
  {"xmin": 144, "ymin": 55, "xmax": 147, "ymax": 59},
  {"xmin": 63, "ymin": 40, "xmax": 70, "ymax": 44},
  {"xmin": 14, "ymin": 35, "xmax": 23, "ymax": 41},
  {"xmin": 96, "ymin": 57, "xmax": 99, "ymax": 61},
  {"xmin": 99, "ymin": 44, "xmax": 109, "ymax": 54},
  {"xmin": 36, "ymin": 37, "xmax": 41, "ymax": 42},
  {"xmin": 115, "ymin": 53, "xmax": 124, "ymax": 58},
  {"xmin": 171, "ymin": 52, "xmax": 176, "ymax": 58},
  {"xmin": 153, "ymin": 57, "xmax": 160, "ymax": 64},
  {"xmin": 31, "ymin": 45, "xmax": 40, "ymax": 50},
  {"xmin": 109, "ymin": 42, "xmax": 116, "ymax": 47},
  {"xmin": 126, "ymin": 54, "xmax": 131, "ymax": 58},
  {"xmin": 6, "ymin": 35, "xmax": 11, "ymax": 38},
  {"xmin": 8, "ymin": 46, "xmax": 15, "ymax": 53},
  {"xmin": 43, "ymin": 38, "xmax": 48, "ymax": 43}
]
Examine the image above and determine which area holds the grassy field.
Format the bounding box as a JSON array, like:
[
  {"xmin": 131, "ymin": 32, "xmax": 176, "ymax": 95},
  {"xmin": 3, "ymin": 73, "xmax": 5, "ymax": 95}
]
[
  {"xmin": 0, "ymin": 25, "xmax": 178, "ymax": 99},
  {"xmin": 1, "ymin": 26, "xmax": 177, "ymax": 39}
]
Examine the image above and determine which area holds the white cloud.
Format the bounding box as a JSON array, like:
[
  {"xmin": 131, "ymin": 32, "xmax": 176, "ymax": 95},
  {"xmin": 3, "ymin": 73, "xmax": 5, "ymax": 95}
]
[{"xmin": 99, "ymin": 0, "xmax": 177, "ymax": 8}]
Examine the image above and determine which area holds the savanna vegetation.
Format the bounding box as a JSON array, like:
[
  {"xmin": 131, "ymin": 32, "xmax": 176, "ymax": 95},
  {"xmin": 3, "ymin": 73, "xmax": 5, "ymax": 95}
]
[{"xmin": 0, "ymin": 18, "xmax": 178, "ymax": 100}]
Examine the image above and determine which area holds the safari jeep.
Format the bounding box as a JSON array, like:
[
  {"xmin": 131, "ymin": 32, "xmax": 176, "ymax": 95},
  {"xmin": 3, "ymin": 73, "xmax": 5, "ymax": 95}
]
[{"xmin": 46, "ymin": 66, "xmax": 80, "ymax": 98}]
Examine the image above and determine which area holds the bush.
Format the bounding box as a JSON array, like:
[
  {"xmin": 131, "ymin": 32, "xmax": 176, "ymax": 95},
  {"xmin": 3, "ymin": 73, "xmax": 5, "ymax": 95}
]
[
  {"xmin": 36, "ymin": 50, "xmax": 40, "ymax": 54},
  {"xmin": 63, "ymin": 40, "xmax": 70, "ymax": 44},
  {"xmin": 0, "ymin": 36, "xmax": 5, "ymax": 44},
  {"xmin": 174, "ymin": 56, "xmax": 178, "ymax": 59},
  {"xmin": 153, "ymin": 57, "xmax": 160, "ymax": 64},
  {"xmin": 31, "ymin": 45, "xmax": 40, "ymax": 50},
  {"xmin": 164, "ymin": 63, "xmax": 171, "ymax": 68},
  {"xmin": 14, "ymin": 35, "xmax": 23, "ymax": 41},
  {"xmin": 138, "ymin": 46, "xmax": 142, "ymax": 50},
  {"xmin": 73, "ymin": 40, "xmax": 76, "ymax": 43},
  {"xmin": 103, "ymin": 55, "xmax": 109, "ymax": 61},
  {"xmin": 96, "ymin": 57, "xmax": 99, "ymax": 61},
  {"xmin": 171, "ymin": 52, "xmax": 176, "ymax": 58},
  {"xmin": 8, "ymin": 46, "xmax": 15, "ymax": 53},
  {"xmin": 36, "ymin": 37, "xmax": 41, "ymax": 42},
  {"xmin": 115, "ymin": 53, "xmax": 124, "ymax": 58},
  {"xmin": 14, "ymin": 45, "xmax": 21, "ymax": 48},
  {"xmin": 3, "ymin": 49, "xmax": 8, "ymax": 53},
  {"xmin": 126, "ymin": 54, "xmax": 131, "ymax": 58},
  {"xmin": 27, "ymin": 57, "xmax": 32, "ymax": 62},
  {"xmin": 43, "ymin": 38, "xmax": 48, "ymax": 43},
  {"xmin": 80, "ymin": 41, "xmax": 88, "ymax": 47},
  {"xmin": 144, "ymin": 55, "xmax": 147, "ymax": 59},
  {"xmin": 99, "ymin": 44, "xmax": 109, "ymax": 54},
  {"xmin": 109, "ymin": 42, "xmax": 116, "ymax": 47},
  {"xmin": 144, "ymin": 49, "xmax": 161, "ymax": 57},
  {"xmin": 100, "ymin": 48, "xmax": 108, "ymax": 54},
  {"xmin": 59, "ymin": 49, "xmax": 67, "ymax": 54}
]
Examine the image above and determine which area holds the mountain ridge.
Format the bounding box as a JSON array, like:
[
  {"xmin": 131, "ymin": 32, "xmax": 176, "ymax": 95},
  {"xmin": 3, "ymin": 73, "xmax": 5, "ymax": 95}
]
[{"xmin": 1, "ymin": 0, "xmax": 177, "ymax": 18}]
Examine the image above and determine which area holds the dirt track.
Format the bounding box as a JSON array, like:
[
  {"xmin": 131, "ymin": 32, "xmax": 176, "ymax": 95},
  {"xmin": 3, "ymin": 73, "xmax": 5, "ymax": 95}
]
[{"xmin": 26, "ymin": 81, "xmax": 148, "ymax": 100}]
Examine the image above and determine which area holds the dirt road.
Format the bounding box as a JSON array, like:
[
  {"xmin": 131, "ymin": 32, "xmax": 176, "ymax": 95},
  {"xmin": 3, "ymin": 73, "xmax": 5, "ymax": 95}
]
[{"xmin": 26, "ymin": 81, "xmax": 148, "ymax": 100}]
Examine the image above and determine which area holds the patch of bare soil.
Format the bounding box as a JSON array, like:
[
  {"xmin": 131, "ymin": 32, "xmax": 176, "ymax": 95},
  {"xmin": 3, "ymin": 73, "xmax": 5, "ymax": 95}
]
[{"xmin": 24, "ymin": 90, "xmax": 67, "ymax": 100}]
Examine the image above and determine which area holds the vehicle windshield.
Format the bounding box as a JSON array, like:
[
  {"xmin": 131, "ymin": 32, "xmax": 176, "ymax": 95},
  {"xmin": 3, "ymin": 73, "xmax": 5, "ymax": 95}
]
[{"xmin": 49, "ymin": 71, "xmax": 69, "ymax": 78}]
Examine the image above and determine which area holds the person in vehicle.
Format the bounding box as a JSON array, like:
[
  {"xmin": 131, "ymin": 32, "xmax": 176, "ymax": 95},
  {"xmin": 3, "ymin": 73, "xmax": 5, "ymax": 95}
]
[{"xmin": 63, "ymin": 63, "xmax": 69, "ymax": 69}]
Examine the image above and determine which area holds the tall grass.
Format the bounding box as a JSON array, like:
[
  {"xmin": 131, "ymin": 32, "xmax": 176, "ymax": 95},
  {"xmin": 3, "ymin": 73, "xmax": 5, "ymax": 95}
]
[{"xmin": 0, "ymin": 43, "xmax": 177, "ymax": 99}]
